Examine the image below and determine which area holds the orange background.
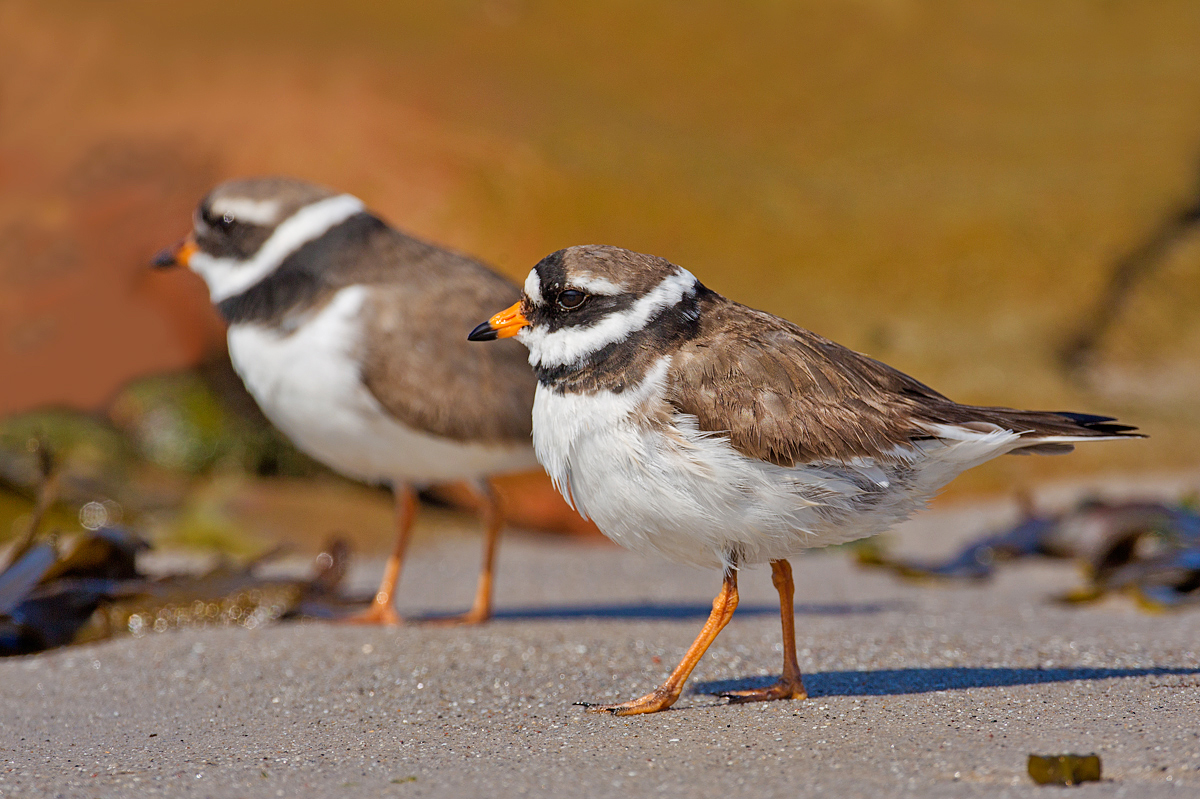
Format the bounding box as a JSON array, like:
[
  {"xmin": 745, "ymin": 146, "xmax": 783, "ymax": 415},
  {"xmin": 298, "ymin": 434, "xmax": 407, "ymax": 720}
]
[{"xmin": 4, "ymin": 0, "xmax": 1199, "ymax": 491}]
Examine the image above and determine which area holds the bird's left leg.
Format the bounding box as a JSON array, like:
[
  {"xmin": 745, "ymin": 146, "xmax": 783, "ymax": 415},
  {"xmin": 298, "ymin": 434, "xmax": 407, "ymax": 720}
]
[
  {"xmin": 431, "ymin": 479, "xmax": 502, "ymax": 626},
  {"xmin": 718, "ymin": 558, "xmax": 808, "ymax": 703}
]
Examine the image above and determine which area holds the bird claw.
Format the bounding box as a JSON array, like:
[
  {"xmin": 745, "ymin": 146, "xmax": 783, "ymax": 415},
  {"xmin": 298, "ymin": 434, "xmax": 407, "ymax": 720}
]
[
  {"xmin": 576, "ymin": 688, "xmax": 680, "ymax": 715},
  {"xmin": 716, "ymin": 680, "xmax": 807, "ymax": 704}
]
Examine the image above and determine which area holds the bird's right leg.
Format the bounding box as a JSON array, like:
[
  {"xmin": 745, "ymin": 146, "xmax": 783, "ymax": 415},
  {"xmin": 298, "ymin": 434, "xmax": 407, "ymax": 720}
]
[
  {"xmin": 581, "ymin": 568, "xmax": 739, "ymax": 716},
  {"xmin": 430, "ymin": 480, "xmax": 502, "ymax": 626}
]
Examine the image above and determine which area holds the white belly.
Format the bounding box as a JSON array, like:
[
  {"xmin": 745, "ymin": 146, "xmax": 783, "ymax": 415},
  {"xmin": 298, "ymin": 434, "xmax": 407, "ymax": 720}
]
[
  {"xmin": 533, "ymin": 359, "xmax": 1022, "ymax": 569},
  {"xmin": 227, "ymin": 285, "xmax": 536, "ymax": 486}
]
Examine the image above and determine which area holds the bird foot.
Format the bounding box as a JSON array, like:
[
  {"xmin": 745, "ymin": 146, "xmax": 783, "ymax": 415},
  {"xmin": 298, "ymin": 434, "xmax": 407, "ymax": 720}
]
[
  {"xmin": 423, "ymin": 608, "xmax": 491, "ymax": 627},
  {"xmin": 339, "ymin": 602, "xmax": 403, "ymax": 626},
  {"xmin": 577, "ymin": 687, "xmax": 680, "ymax": 716},
  {"xmin": 718, "ymin": 678, "xmax": 807, "ymax": 704}
]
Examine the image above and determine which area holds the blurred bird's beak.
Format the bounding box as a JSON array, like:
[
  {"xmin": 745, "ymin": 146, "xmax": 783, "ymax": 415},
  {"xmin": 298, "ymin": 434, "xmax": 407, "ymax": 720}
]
[
  {"xmin": 152, "ymin": 237, "xmax": 197, "ymax": 269},
  {"xmin": 468, "ymin": 302, "xmax": 529, "ymax": 341}
]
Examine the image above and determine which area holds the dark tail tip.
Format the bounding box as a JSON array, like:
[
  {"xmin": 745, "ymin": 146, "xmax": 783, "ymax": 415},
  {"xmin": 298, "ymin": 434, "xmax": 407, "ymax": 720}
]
[{"xmin": 1054, "ymin": 411, "xmax": 1144, "ymax": 437}]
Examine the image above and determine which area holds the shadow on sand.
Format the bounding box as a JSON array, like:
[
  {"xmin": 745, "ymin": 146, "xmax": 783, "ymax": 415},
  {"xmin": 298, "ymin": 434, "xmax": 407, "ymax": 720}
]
[
  {"xmin": 695, "ymin": 666, "xmax": 1200, "ymax": 698},
  {"xmin": 425, "ymin": 600, "xmax": 905, "ymax": 622}
]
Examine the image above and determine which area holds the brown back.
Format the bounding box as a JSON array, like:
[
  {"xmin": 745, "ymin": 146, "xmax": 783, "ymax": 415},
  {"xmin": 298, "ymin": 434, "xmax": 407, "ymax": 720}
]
[{"xmin": 667, "ymin": 294, "xmax": 1135, "ymax": 466}]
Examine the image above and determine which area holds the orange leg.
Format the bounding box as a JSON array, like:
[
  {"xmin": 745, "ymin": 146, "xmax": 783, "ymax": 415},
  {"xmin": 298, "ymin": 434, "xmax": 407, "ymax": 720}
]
[
  {"xmin": 719, "ymin": 559, "xmax": 808, "ymax": 703},
  {"xmin": 431, "ymin": 482, "xmax": 503, "ymax": 626},
  {"xmin": 344, "ymin": 483, "xmax": 416, "ymax": 626},
  {"xmin": 584, "ymin": 568, "xmax": 740, "ymax": 715}
]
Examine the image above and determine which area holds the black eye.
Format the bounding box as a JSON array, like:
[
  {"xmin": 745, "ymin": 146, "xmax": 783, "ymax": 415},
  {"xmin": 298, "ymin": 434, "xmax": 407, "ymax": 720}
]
[
  {"xmin": 201, "ymin": 206, "xmax": 236, "ymax": 232},
  {"xmin": 557, "ymin": 289, "xmax": 586, "ymax": 310}
]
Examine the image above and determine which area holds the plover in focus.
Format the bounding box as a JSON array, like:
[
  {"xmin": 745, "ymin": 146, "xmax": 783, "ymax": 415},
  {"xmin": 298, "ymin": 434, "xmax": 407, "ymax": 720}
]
[
  {"xmin": 155, "ymin": 177, "xmax": 539, "ymax": 624},
  {"xmin": 469, "ymin": 244, "xmax": 1141, "ymax": 714}
]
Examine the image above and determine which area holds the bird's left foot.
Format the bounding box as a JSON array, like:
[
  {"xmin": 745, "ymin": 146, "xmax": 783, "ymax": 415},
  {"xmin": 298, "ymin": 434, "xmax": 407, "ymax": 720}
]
[
  {"xmin": 718, "ymin": 678, "xmax": 807, "ymax": 704},
  {"xmin": 340, "ymin": 601, "xmax": 403, "ymax": 626},
  {"xmin": 423, "ymin": 608, "xmax": 491, "ymax": 627}
]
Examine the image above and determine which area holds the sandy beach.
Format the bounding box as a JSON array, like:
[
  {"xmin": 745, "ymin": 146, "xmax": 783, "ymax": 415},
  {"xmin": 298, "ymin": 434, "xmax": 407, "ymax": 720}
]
[{"xmin": 2, "ymin": 486, "xmax": 1199, "ymax": 798}]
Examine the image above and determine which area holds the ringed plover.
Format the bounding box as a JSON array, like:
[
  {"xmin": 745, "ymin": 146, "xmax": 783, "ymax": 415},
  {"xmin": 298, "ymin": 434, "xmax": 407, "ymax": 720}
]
[
  {"xmin": 469, "ymin": 244, "xmax": 1141, "ymax": 714},
  {"xmin": 155, "ymin": 177, "xmax": 539, "ymax": 624}
]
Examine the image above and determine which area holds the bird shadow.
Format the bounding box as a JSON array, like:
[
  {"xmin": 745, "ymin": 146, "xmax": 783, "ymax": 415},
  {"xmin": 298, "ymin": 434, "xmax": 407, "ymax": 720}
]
[
  {"xmin": 694, "ymin": 665, "xmax": 1200, "ymax": 698},
  {"xmin": 418, "ymin": 599, "xmax": 905, "ymax": 623}
]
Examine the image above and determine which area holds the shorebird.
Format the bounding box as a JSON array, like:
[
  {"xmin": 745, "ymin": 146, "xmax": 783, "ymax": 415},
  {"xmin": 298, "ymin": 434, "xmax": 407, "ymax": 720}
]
[
  {"xmin": 469, "ymin": 244, "xmax": 1141, "ymax": 714},
  {"xmin": 155, "ymin": 177, "xmax": 538, "ymax": 624}
]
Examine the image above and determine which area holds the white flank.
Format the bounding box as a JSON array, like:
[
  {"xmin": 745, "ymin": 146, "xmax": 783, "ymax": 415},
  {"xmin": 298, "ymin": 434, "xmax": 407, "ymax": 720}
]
[
  {"xmin": 519, "ymin": 269, "xmax": 697, "ymax": 368},
  {"xmin": 532, "ymin": 372, "xmax": 1052, "ymax": 570},
  {"xmin": 189, "ymin": 194, "xmax": 366, "ymax": 303},
  {"xmin": 227, "ymin": 286, "xmax": 537, "ymax": 485},
  {"xmin": 209, "ymin": 196, "xmax": 282, "ymax": 226}
]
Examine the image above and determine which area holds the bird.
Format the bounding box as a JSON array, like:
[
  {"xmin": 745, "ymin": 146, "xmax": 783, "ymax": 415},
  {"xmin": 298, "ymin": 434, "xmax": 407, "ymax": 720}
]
[
  {"xmin": 153, "ymin": 176, "xmax": 539, "ymax": 625},
  {"xmin": 468, "ymin": 244, "xmax": 1142, "ymax": 714}
]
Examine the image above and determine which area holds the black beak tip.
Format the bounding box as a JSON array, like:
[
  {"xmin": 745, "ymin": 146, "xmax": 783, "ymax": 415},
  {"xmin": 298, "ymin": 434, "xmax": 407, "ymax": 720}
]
[
  {"xmin": 467, "ymin": 322, "xmax": 499, "ymax": 342},
  {"xmin": 151, "ymin": 247, "xmax": 178, "ymax": 269}
]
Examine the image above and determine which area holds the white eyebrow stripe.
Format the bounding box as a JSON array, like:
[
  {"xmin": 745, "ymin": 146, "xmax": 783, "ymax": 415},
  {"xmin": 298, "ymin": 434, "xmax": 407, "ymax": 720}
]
[
  {"xmin": 210, "ymin": 197, "xmax": 282, "ymax": 225},
  {"xmin": 523, "ymin": 269, "xmax": 543, "ymax": 305},
  {"xmin": 188, "ymin": 194, "xmax": 366, "ymax": 304},
  {"xmin": 570, "ymin": 274, "xmax": 622, "ymax": 296},
  {"xmin": 519, "ymin": 268, "xmax": 697, "ymax": 368}
]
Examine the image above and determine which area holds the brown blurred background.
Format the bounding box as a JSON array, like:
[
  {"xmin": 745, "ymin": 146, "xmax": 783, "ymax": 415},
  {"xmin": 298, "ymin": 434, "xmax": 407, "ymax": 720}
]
[{"xmin": 2, "ymin": 0, "xmax": 1199, "ymax": 550}]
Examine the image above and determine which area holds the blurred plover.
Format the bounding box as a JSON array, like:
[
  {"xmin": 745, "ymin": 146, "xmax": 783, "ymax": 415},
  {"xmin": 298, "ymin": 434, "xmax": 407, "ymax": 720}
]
[
  {"xmin": 155, "ymin": 177, "xmax": 538, "ymax": 624},
  {"xmin": 469, "ymin": 244, "xmax": 1141, "ymax": 714}
]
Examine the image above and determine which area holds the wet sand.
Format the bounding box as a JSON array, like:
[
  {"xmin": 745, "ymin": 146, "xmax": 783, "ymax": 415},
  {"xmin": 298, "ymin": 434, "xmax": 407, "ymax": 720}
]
[{"xmin": 2, "ymin": 487, "xmax": 1199, "ymax": 798}]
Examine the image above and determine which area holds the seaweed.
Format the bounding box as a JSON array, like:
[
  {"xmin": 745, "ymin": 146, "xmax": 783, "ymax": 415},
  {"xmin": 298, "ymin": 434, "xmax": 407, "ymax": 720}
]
[
  {"xmin": 858, "ymin": 497, "xmax": 1200, "ymax": 610},
  {"xmin": 1028, "ymin": 753, "xmax": 1102, "ymax": 786},
  {"xmin": 0, "ymin": 529, "xmax": 362, "ymax": 656}
]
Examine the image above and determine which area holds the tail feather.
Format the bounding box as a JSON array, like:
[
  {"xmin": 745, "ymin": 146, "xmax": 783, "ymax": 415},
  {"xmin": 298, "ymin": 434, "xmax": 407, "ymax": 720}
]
[
  {"xmin": 1011, "ymin": 442, "xmax": 1077, "ymax": 455},
  {"xmin": 925, "ymin": 405, "xmax": 1143, "ymax": 456}
]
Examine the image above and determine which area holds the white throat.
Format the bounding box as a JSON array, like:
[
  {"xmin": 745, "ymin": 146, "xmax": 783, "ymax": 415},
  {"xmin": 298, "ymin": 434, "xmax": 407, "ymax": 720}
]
[
  {"xmin": 518, "ymin": 268, "xmax": 697, "ymax": 369},
  {"xmin": 189, "ymin": 193, "xmax": 366, "ymax": 304}
]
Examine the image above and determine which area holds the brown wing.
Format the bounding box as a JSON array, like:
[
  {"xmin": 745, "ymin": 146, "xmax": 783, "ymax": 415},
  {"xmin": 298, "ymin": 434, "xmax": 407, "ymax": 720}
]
[
  {"xmin": 667, "ymin": 297, "xmax": 1139, "ymax": 466},
  {"xmin": 667, "ymin": 299, "xmax": 942, "ymax": 466},
  {"xmin": 356, "ymin": 240, "xmax": 535, "ymax": 446}
]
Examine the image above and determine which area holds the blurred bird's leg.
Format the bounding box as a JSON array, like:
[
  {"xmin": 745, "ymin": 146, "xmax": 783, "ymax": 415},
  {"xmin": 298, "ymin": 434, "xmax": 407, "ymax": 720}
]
[
  {"xmin": 345, "ymin": 483, "xmax": 416, "ymax": 625},
  {"xmin": 432, "ymin": 479, "xmax": 502, "ymax": 626},
  {"xmin": 719, "ymin": 559, "xmax": 808, "ymax": 703},
  {"xmin": 583, "ymin": 568, "xmax": 740, "ymax": 716}
]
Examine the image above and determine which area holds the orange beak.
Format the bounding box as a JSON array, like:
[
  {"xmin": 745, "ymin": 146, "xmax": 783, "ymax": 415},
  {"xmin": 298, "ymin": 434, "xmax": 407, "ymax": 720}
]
[
  {"xmin": 467, "ymin": 301, "xmax": 530, "ymax": 341},
  {"xmin": 151, "ymin": 237, "xmax": 197, "ymax": 269}
]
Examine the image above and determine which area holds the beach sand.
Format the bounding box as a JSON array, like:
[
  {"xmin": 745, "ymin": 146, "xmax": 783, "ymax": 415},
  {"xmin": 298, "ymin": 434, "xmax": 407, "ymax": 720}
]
[{"xmin": 2, "ymin": 484, "xmax": 1199, "ymax": 798}]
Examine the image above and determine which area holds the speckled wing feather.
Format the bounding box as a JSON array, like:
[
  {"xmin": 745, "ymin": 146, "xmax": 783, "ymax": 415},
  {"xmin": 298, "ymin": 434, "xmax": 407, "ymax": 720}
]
[
  {"xmin": 666, "ymin": 296, "xmax": 1138, "ymax": 467},
  {"xmin": 352, "ymin": 230, "xmax": 535, "ymax": 445}
]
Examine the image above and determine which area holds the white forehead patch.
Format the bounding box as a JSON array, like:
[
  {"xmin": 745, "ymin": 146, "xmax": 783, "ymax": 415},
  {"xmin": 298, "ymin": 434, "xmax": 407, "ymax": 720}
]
[
  {"xmin": 188, "ymin": 193, "xmax": 366, "ymax": 304},
  {"xmin": 523, "ymin": 269, "xmax": 543, "ymax": 305},
  {"xmin": 518, "ymin": 268, "xmax": 697, "ymax": 369},
  {"xmin": 209, "ymin": 196, "xmax": 282, "ymax": 226}
]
